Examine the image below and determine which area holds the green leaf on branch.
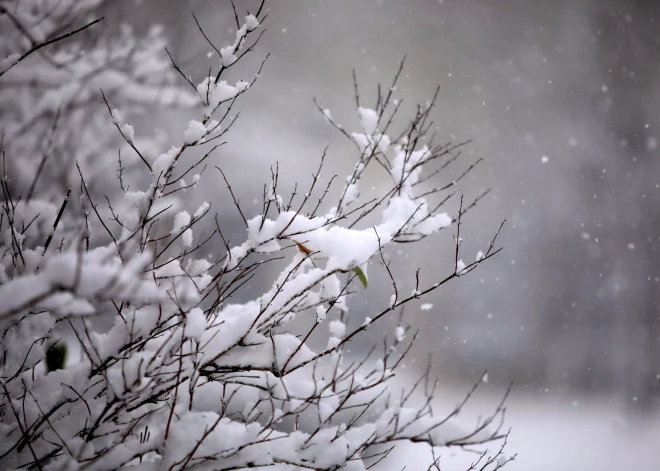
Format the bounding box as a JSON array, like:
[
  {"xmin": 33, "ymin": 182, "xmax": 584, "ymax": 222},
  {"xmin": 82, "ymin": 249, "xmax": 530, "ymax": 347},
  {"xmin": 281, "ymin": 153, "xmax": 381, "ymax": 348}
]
[
  {"xmin": 353, "ymin": 267, "xmax": 368, "ymax": 289},
  {"xmin": 45, "ymin": 341, "xmax": 67, "ymax": 372}
]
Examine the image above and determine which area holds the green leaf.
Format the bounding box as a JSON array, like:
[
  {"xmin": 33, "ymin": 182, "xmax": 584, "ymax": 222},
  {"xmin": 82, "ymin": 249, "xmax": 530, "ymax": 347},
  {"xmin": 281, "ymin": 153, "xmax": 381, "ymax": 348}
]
[
  {"xmin": 45, "ymin": 341, "xmax": 67, "ymax": 372},
  {"xmin": 353, "ymin": 266, "xmax": 368, "ymax": 289}
]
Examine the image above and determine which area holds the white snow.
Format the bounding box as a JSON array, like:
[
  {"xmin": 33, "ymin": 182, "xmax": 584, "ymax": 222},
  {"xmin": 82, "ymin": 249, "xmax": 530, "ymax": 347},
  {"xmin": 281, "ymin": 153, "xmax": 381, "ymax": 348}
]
[
  {"xmin": 173, "ymin": 210, "xmax": 191, "ymax": 233},
  {"xmin": 358, "ymin": 107, "xmax": 379, "ymax": 135},
  {"xmin": 196, "ymin": 78, "xmax": 249, "ymax": 117},
  {"xmin": 380, "ymin": 373, "xmax": 660, "ymax": 471},
  {"xmin": 245, "ymin": 14, "xmax": 260, "ymax": 31},
  {"xmin": 194, "ymin": 201, "xmax": 210, "ymax": 218},
  {"xmin": 316, "ymin": 305, "xmax": 327, "ymax": 322},
  {"xmin": 184, "ymin": 119, "xmax": 207, "ymax": 144},
  {"xmin": 185, "ymin": 307, "xmax": 206, "ymax": 340},
  {"xmin": 120, "ymin": 123, "xmax": 135, "ymax": 143},
  {"xmin": 329, "ymin": 319, "xmax": 346, "ymax": 338},
  {"xmin": 220, "ymin": 45, "xmax": 237, "ymax": 66},
  {"xmin": 111, "ymin": 108, "xmax": 122, "ymax": 124},
  {"xmin": 182, "ymin": 228, "xmax": 194, "ymax": 247}
]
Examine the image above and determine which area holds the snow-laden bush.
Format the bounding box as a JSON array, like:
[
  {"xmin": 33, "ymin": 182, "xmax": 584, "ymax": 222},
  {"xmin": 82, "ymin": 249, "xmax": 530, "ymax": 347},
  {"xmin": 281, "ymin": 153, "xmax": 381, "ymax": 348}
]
[
  {"xmin": 0, "ymin": 0, "xmax": 196, "ymax": 210},
  {"xmin": 0, "ymin": 2, "xmax": 514, "ymax": 470}
]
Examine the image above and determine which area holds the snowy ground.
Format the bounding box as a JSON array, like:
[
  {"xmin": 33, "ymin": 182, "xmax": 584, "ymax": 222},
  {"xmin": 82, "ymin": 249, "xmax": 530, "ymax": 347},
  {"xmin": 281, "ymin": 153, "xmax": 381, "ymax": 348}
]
[{"xmin": 381, "ymin": 377, "xmax": 660, "ymax": 470}]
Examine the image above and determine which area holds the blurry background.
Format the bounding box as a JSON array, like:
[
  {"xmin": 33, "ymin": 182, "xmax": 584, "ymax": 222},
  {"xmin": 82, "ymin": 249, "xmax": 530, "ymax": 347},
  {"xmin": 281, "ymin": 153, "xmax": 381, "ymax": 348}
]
[{"xmin": 79, "ymin": 0, "xmax": 660, "ymax": 468}]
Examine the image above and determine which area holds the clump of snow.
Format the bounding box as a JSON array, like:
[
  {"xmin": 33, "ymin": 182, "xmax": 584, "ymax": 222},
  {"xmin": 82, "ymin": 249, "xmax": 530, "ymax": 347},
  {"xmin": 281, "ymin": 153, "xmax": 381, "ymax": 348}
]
[
  {"xmin": 343, "ymin": 183, "xmax": 359, "ymax": 208},
  {"xmin": 420, "ymin": 303, "xmax": 433, "ymax": 311},
  {"xmin": 220, "ymin": 45, "xmax": 237, "ymax": 66},
  {"xmin": 120, "ymin": 123, "xmax": 135, "ymax": 143},
  {"xmin": 173, "ymin": 211, "xmax": 191, "ymax": 233},
  {"xmin": 358, "ymin": 107, "xmax": 379, "ymax": 135},
  {"xmin": 184, "ymin": 119, "xmax": 207, "ymax": 144},
  {"xmin": 194, "ymin": 201, "xmax": 210, "ymax": 218},
  {"xmin": 186, "ymin": 258, "xmax": 212, "ymax": 276},
  {"xmin": 152, "ymin": 146, "xmax": 181, "ymax": 180},
  {"xmin": 182, "ymin": 229, "xmax": 193, "ymax": 248},
  {"xmin": 316, "ymin": 305, "xmax": 327, "ymax": 323},
  {"xmin": 327, "ymin": 336, "xmax": 341, "ymax": 349},
  {"xmin": 245, "ymin": 14, "xmax": 260, "ymax": 31},
  {"xmin": 197, "ymin": 78, "xmax": 249, "ymax": 117},
  {"xmin": 329, "ymin": 319, "xmax": 346, "ymax": 338},
  {"xmin": 186, "ymin": 307, "xmax": 206, "ymax": 340}
]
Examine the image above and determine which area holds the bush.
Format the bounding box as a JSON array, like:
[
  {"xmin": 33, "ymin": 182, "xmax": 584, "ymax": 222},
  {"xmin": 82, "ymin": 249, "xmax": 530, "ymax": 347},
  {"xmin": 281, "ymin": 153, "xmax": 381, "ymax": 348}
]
[{"xmin": 0, "ymin": 1, "xmax": 513, "ymax": 470}]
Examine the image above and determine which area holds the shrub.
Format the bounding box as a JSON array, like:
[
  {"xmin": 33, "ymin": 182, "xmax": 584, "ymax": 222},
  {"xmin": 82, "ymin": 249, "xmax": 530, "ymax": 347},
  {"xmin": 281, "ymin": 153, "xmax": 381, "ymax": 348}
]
[{"xmin": 0, "ymin": 2, "xmax": 512, "ymax": 470}]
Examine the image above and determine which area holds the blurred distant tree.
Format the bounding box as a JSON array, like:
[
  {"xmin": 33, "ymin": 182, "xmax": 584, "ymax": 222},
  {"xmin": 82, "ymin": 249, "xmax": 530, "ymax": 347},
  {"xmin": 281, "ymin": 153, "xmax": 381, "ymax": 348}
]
[
  {"xmin": 535, "ymin": 0, "xmax": 660, "ymax": 409},
  {"xmin": 589, "ymin": 0, "xmax": 660, "ymax": 409},
  {"xmin": 0, "ymin": 0, "xmax": 197, "ymax": 237}
]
